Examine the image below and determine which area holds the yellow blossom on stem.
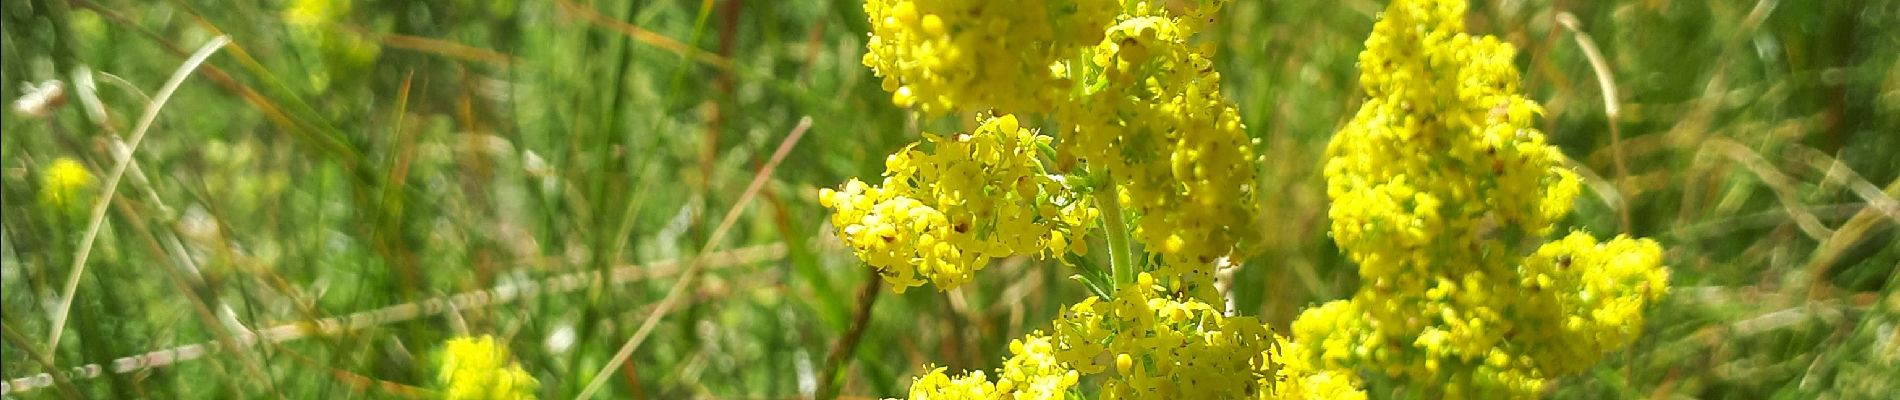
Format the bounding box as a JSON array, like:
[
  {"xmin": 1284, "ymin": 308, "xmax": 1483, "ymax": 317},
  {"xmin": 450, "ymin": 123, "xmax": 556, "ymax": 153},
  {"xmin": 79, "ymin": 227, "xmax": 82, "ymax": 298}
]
[
  {"xmin": 861, "ymin": 0, "xmax": 1118, "ymax": 113},
  {"xmin": 821, "ymin": 114, "xmax": 1096, "ymax": 292},
  {"xmin": 1046, "ymin": 273, "xmax": 1362, "ymax": 400},
  {"xmin": 897, "ymin": 332, "xmax": 1077, "ymax": 400},
  {"xmin": 843, "ymin": 2, "xmax": 1362, "ymax": 399},
  {"xmin": 1054, "ymin": 1, "xmax": 1260, "ymax": 302},
  {"xmin": 1288, "ymin": 0, "xmax": 1671, "ymax": 397}
]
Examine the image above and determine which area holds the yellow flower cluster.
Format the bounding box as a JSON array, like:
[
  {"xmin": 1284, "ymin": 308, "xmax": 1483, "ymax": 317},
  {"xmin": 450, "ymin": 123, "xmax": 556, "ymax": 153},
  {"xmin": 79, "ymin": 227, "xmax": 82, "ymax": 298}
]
[
  {"xmin": 821, "ymin": 114, "xmax": 1096, "ymax": 292},
  {"xmin": 842, "ymin": 1, "xmax": 1361, "ymax": 398},
  {"xmin": 1515, "ymin": 232, "xmax": 1670, "ymax": 374},
  {"xmin": 899, "ymin": 273, "xmax": 1361, "ymax": 400},
  {"xmin": 437, "ymin": 335, "xmax": 537, "ymax": 400},
  {"xmin": 855, "ymin": 0, "xmax": 1262, "ymax": 301},
  {"xmin": 1289, "ymin": 0, "xmax": 1671, "ymax": 397},
  {"xmin": 904, "ymin": 367, "xmax": 1001, "ymax": 399},
  {"xmin": 39, "ymin": 157, "xmax": 94, "ymax": 212},
  {"xmin": 862, "ymin": 0, "xmax": 1117, "ymax": 113},
  {"xmin": 1272, "ymin": 339, "xmax": 1369, "ymax": 400},
  {"xmin": 1059, "ymin": 2, "xmax": 1260, "ymax": 299},
  {"xmin": 1058, "ymin": 273, "xmax": 1278, "ymax": 399},
  {"xmin": 900, "ymin": 332, "xmax": 1079, "ymax": 400}
]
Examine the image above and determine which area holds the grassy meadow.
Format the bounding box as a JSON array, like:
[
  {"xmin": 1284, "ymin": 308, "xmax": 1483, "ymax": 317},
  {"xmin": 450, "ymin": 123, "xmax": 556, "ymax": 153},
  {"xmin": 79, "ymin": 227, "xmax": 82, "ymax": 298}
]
[{"xmin": 1, "ymin": 0, "xmax": 1897, "ymax": 398}]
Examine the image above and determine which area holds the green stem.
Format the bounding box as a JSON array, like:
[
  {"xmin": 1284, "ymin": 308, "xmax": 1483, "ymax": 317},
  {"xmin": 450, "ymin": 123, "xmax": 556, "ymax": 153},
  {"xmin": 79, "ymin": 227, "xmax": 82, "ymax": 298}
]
[{"xmin": 1096, "ymin": 187, "xmax": 1135, "ymax": 288}]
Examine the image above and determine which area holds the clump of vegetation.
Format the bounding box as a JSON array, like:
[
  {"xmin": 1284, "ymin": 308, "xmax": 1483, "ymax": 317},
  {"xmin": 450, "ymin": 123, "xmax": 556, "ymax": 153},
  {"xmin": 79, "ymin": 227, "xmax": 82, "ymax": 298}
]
[{"xmin": 2, "ymin": 0, "xmax": 1893, "ymax": 398}]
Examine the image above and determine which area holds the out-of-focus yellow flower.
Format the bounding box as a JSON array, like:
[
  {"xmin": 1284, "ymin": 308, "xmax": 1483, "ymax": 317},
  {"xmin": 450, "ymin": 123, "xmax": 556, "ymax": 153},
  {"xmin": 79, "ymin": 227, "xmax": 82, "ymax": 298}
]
[
  {"xmin": 283, "ymin": 0, "xmax": 380, "ymax": 92},
  {"xmin": 284, "ymin": 0, "xmax": 345, "ymax": 27},
  {"xmin": 40, "ymin": 157, "xmax": 94, "ymax": 212},
  {"xmin": 438, "ymin": 335, "xmax": 537, "ymax": 400}
]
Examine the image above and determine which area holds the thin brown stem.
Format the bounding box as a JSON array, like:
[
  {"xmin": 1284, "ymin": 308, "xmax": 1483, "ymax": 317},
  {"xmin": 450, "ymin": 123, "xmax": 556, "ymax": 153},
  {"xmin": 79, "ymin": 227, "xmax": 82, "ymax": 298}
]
[
  {"xmin": 817, "ymin": 268, "xmax": 884, "ymax": 400},
  {"xmin": 574, "ymin": 117, "xmax": 813, "ymax": 399},
  {"xmin": 0, "ymin": 245, "xmax": 787, "ymax": 395},
  {"xmin": 0, "ymin": 323, "xmax": 84, "ymax": 399},
  {"xmin": 1557, "ymin": 12, "xmax": 1631, "ymax": 231}
]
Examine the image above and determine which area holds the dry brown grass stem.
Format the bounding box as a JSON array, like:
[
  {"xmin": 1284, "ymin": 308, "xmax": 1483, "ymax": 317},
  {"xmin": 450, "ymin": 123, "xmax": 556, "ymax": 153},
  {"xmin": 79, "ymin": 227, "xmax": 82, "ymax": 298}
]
[
  {"xmin": 555, "ymin": 0, "xmax": 736, "ymax": 72},
  {"xmin": 1557, "ymin": 12, "xmax": 1633, "ymax": 231},
  {"xmin": 1785, "ymin": 146, "xmax": 1900, "ymax": 224},
  {"xmin": 352, "ymin": 25, "xmax": 521, "ymax": 67},
  {"xmin": 1803, "ymin": 178, "xmax": 1900, "ymax": 299},
  {"xmin": 0, "ymin": 324, "xmax": 83, "ymax": 398},
  {"xmin": 45, "ymin": 35, "xmax": 231, "ymax": 363},
  {"xmin": 574, "ymin": 117, "xmax": 813, "ymax": 399},
  {"xmin": 0, "ymin": 244, "xmax": 786, "ymax": 395},
  {"xmin": 816, "ymin": 268, "xmax": 884, "ymax": 400},
  {"xmin": 1702, "ymin": 138, "xmax": 1834, "ymax": 241},
  {"xmin": 1559, "ymin": 154, "xmax": 1624, "ymax": 216}
]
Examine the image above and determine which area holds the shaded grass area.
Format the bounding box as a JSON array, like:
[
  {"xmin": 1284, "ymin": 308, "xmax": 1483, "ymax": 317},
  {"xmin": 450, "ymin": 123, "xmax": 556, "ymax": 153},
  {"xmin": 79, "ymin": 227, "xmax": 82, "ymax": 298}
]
[{"xmin": 2, "ymin": 0, "xmax": 1896, "ymax": 398}]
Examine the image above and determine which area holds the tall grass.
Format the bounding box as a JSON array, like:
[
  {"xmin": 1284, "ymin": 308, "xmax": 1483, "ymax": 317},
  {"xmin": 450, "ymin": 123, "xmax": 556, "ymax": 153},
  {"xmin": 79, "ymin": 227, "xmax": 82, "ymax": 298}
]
[{"xmin": 1, "ymin": 0, "xmax": 1895, "ymax": 398}]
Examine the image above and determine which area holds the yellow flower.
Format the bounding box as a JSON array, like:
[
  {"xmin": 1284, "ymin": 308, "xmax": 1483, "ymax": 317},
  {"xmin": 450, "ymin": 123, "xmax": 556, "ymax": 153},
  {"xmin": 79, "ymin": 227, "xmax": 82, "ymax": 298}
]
[
  {"xmin": 821, "ymin": 114, "xmax": 1095, "ymax": 292},
  {"xmin": 996, "ymin": 333, "xmax": 1080, "ymax": 399},
  {"xmin": 438, "ymin": 335, "xmax": 537, "ymax": 400},
  {"xmin": 1050, "ymin": 273, "xmax": 1358, "ymax": 400},
  {"xmin": 861, "ymin": 0, "xmax": 1118, "ymax": 113},
  {"xmin": 40, "ymin": 157, "xmax": 94, "ymax": 212},
  {"xmin": 1291, "ymin": 0, "xmax": 1671, "ymax": 397},
  {"xmin": 849, "ymin": 2, "xmax": 1361, "ymax": 399},
  {"xmin": 896, "ymin": 274, "xmax": 1365, "ymax": 400},
  {"xmin": 902, "ymin": 367, "xmax": 998, "ymax": 399},
  {"xmin": 283, "ymin": 0, "xmax": 380, "ymax": 92},
  {"xmin": 283, "ymin": 0, "xmax": 345, "ymax": 27},
  {"xmin": 1051, "ymin": 2, "xmax": 1260, "ymax": 303},
  {"xmin": 1272, "ymin": 335, "xmax": 1367, "ymax": 400}
]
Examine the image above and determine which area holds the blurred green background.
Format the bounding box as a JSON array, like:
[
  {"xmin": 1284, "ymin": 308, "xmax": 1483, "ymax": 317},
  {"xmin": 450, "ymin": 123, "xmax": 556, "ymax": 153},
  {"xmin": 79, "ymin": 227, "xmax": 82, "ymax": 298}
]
[{"xmin": 2, "ymin": 0, "xmax": 1895, "ymax": 398}]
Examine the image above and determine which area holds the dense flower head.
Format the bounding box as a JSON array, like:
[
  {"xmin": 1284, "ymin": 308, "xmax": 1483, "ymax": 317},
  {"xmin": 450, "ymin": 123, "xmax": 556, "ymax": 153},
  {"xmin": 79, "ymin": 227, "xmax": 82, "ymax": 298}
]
[
  {"xmin": 1059, "ymin": 273, "xmax": 1278, "ymax": 399},
  {"xmin": 848, "ymin": 1, "xmax": 1358, "ymax": 398},
  {"xmin": 1057, "ymin": 1, "xmax": 1259, "ymax": 301},
  {"xmin": 1048, "ymin": 273, "xmax": 1363, "ymax": 400},
  {"xmin": 905, "ymin": 367, "xmax": 1001, "ymax": 399},
  {"xmin": 1272, "ymin": 334, "xmax": 1369, "ymax": 400},
  {"xmin": 997, "ymin": 333, "xmax": 1084, "ymax": 398},
  {"xmin": 862, "ymin": 0, "xmax": 1118, "ymax": 113},
  {"xmin": 898, "ymin": 332, "xmax": 1078, "ymax": 400},
  {"xmin": 854, "ymin": 0, "xmax": 1260, "ymax": 301},
  {"xmin": 1291, "ymin": 0, "xmax": 1671, "ymax": 397},
  {"xmin": 437, "ymin": 335, "xmax": 537, "ymax": 400},
  {"xmin": 897, "ymin": 274, "xmax": 1365, "ymax": 400},
  {"xmin": 820, "ymin": 114, "xmax": 1096, "ymax": 292},
  {"xmin": 1514, "ymin": 231, "xmax": 1670, "ymax": 374}
]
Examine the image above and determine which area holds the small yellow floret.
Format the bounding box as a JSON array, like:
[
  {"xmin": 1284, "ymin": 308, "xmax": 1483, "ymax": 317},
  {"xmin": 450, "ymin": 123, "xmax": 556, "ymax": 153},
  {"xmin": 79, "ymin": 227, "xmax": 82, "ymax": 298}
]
[
  {"xmin": 438, "ymin": 335, "xmax": 537, "ymax": 400},
  {"xmin": 40, "ymin": 157, "xmax": 94, "ymax": 211}
]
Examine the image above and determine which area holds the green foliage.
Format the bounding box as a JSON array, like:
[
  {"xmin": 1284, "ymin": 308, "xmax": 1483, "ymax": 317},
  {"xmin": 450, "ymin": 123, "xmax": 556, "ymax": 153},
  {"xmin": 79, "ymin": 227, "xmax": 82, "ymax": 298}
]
[{"xmin": 1, "ymin": 0, "xmax": 1895, "ymax": 398}]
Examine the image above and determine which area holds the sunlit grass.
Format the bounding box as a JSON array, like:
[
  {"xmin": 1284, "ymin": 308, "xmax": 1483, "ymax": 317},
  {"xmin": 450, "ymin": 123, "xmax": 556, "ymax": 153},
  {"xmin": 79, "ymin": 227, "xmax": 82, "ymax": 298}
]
[{"xmin": 2, "ymin": 0, "xmax": 1895, "ymax": 398}]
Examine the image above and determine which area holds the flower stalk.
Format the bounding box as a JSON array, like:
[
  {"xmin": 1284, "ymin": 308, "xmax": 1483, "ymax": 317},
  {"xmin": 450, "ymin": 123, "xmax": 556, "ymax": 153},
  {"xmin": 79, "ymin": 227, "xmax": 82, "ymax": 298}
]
[{"xmin": 1094, "ymin": 187, "xmax": 1134, "ymax": 288}]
